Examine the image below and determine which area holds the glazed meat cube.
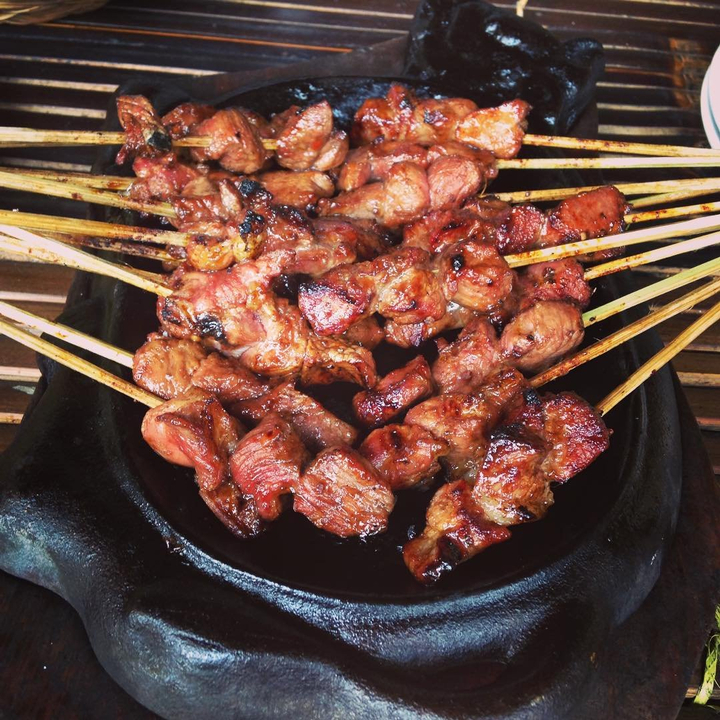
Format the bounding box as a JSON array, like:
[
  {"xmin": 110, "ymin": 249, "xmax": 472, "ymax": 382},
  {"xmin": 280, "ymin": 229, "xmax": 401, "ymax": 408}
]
[
  {"xmin": 359, "ymin": 424, "xmax": 449, "ymax": 490},
  {"xmin": 353, "ymin": 356, "xmax": 434, "ymax": 427},
  {"xmin": 133, "ymin": 335, "xmax": 208, "ymax": 400},
  {"xmin": 471, "ymin": 425, "xmax": 552, "ymax": 526},
  {"xmin": 500, "ymin": 301, "xmax": 584, "ymax": 373},
  {"xmin": 233, "ymin": 381, "xmax": 357, "ymax": 453},
  {"xmin": 402, "ymin": 480, "xmax": 511, "ymax": 584},
  {"xmin": 455, "ymin": 99, "xmax": 530, "ymax": 159},
  {"xmin": 516, "ymin": 259, "xmax": 592, "ymax": 310},
  {"xmin": 116, "ymin": 95, "xmax": 171, "ymax": 164},
  {"xmin": 294, "ymin": 447, "xmax": 395, "ymax": 537},
  {"xmin": 432, "ymin": 317, "xmax": 502, "ymax": 394},
  {"xmin": 191, "ymin": 352, "xmax": 271, "ymax": 404},
  {"xmin": 229, "ymin": 413, "xmax": 308, "ymax": 521}
]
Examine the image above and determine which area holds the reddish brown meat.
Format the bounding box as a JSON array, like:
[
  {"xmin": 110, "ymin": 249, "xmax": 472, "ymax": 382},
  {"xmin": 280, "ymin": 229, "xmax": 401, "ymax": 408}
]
[
  {"xmin": 542, "ymin": 186, "xmax": 628, "ymax": 256},
  {"xmin": 294, "ymin": 447, "xmax": 395, "ymax": 537},
  {"xmin": 432, "ymin": 317, "xmax": 502, "ymax": 394},
  {"xmin": 129, "ymin": 154, "xmax": 203, "ymax": 202},
  {"xmin": 191, "ymin": 108, "xmax": 272, "ymax": 173},
  {"xmin": 233, "ymin": 381, "xmax": 358, "ymax": 453},
  {"xmin": 506, "ymin": 391, "xmax": 611, "ymax": 483},
  {"xmin": 229, "ymin": 412, "xmax": 307, "ymax": 521},
  {"xmin": 274, "ymin": 101, "xmax": 348, "ymax": 171},
  {"xmin": 427, "ymin": 155, "xmax": 484, "ymax": 211},
  {"xmin": 359, "ymin": 424, "xmax": 449, "ymax": 490},
  {"xmin": 161, "ymin": 102, "xmax": 215, "ymax": 139},
  {"xmin": 352, "ymin": 356, "xmax": 434, "ymax": 427},
  {"xmin": 434, "ymin": 239, "xmax": 515, "ymax": 313},
  {"xmin": 339, "ymin": 316, "xmax": 385, "ymax": 350},
  {"xmin": 116, "ymin": 95, "xmax": 172, "ymax": 164},
  {"xmin": 191, "ymin": 352, "xmax": 271, "ymax": 404},
  {"xmin": 255, "ymin": 170, "xmax": 335, "ymax": 210},
  {"xmin": 141, "ymin": 389, "xmax": 240, "ymax": 491},
  {"xmin": 403, "ymin": 207, "xmax": 498, "ymax": 255},
  {"xmin": 471, "ymin": 425, "xmax": 551, "ymax": 525},
  {"xmin": 301, "ymin": 335, "xmax": 378, "ymax": 388},
  {"xmin": 319, "ymin": 161, "xmax": 431, "ymax": 227},
  {"xmin": 384, "ymin": 304, "xmax": 476, "ymax": 348},
  {"xmin": 402, "ymin": 479, "xmax": 511, "ymax": 584},
  {"xmin": 516, "ymin": 259, "xmax": 592, "ymax": 310},
  {"xmin": 133, "ymin": 335, "xmax": 208, "ymax": 400},
  {"xmin": 298, "ymin": 246, "xmax": 447, "ymax": 336},
  {"xmin": 352, "ymin": 84, "xmax": 529, "ymax": 158},
  {"xmin": 338, "ymin": 141, "xmax": 429, "ymax": 191},
  {"xmin": 455, "ymin": 100, "xmax": 530, "ymax": 159},
  {"xmin": 500, "ymin": 301, "xmax": 584, "ymax": 373},
  {"xmin": 405, "ymin": 367, "xmax": 527, "ymax": 476}
]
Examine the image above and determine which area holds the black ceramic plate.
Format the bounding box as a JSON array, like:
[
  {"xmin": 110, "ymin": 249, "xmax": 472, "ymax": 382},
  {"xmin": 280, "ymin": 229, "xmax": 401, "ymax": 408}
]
[{"xmin": 0, "ymin": 24, "xmax": 685, "ymax": 719}]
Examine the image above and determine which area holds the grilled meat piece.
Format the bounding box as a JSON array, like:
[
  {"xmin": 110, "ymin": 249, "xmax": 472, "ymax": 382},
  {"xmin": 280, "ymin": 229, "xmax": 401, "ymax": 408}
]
[
  {"xmin": 233, "ymin": 381, "xmax": 357, "ymax": 453},
  {"xmin": 116, "ymin": 95, "xmax": 172, "ymax": 164},
  {"xmin": 319, "ymin": 161, "xmax": 431, "ymax": 227},
  {"xmin": 338, "ymin": 140, "xmax": 429, "ymax": 191},
  {"xmin": 352, "ymin": 356, "xmax": 434, "ymax": 427},
  {"xmin": 301, "ymin": 334, "xmax": 377, "ymax": 388},
  {"xmin": 471, "ymin": 425, "xmax": 551, "ymax": 526},
  {"xmin": 229, "ymin": 412, "xmax": 308, "ymax": 521},
  {"xmin": 432, "ymin": 317, "xmax": 502, "ymax": 394},
  {"xmin": 294, "ymin": 446, "xmax": 395, "ymax": 537},
  {"xmin": 133, "ymin": 335, "xmax": 208, "ymax": 400},
  {"xmin": 339, "ymin": 315, "xmax": 385, "ymax": 350},
  {"xmin": 255, "ymin": 170, "xmax": 335, "ymax": 210},
  {"xmin": 128, "ymin": 154, "xmax": 204, "ymax": 203},
  {"xmin": 359, "ymin": 424, "xmax": 449, "ymax": 490},
  {"xmin": 500, "ymin": 300, "xmax": 584, "ymax": 373},
  {"xmin": 273, "ymin": 101, "xmax": 348, "ymax": 171},
  {"xmin": 455, "ymin": 100, "xmax": 530, "ymax": 159},
  {"xmin": 506, "ymin": 390, "xmax": 611, "ymax": 483},
  {"xmin": 161, "ymin": 102, "xmax": 215, "ymax": 139},
  {"xmin": 403, "ymin": 479, "xmax": 511, "ymax": 584},
  {"xmin": 435, "ymin": 239, "xmax": 515, "ymax": 312},
  {"xmin": 384, "ymin": 304, "xmax": 476, "ymax": 348},
  {"xmin": 352, "ymin": 84, "xmax": 530, "ymax": 158},
  {"xmin": 190, "ymin": 108, "xmax": 272, "ymax": 173},
  {"xmin": 405, "ymin": 367, "xmax": 527, "ymax": 476},
  {"xmin": 141, "ymin": 390, "xmax": 264, "ymax": 538},
  {"xmin": 516, "ymin": 259, "xmax": 592, "ymax": 310},
  {"xmin": 191, "ymin": 352, "xmax": 271, "ymax": 403}
]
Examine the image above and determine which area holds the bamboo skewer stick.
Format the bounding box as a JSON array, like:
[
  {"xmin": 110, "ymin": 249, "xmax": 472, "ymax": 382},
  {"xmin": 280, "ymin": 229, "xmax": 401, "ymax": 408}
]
[
  {"xmin": 505, "ymin": 213, "xmax": 720, "ymax": 268},
  {"xmin": 0, "ymin": 169, "xmax": 175, "ymax": 218},
  {"xmin": 496, "ymin": 156, "xmax": 720, "ymax": 170},
  {"xmin": 530, "ymin": 278, "xmax": 720, "ymax": 388},
  {"xmin": 0, "ymin": 317, "xmax": 161, "ymax": 408},
  {"xmin": 0, "ymin": 209, "xmax": 188, "ymax": 246},
  {"xmin": 0, "ymin": 301, "xmax": 134, "ymax": 368},
  {"xmin": 596, "ymin": 297, "xmax": 720, "ymax": 415},
  {"xmin": 584, "ymin": 231, "xmax": 720, "ymax": 281},
  {"xmin": 491, "ymin": 178, "xmax": 720, "ymax": 204},
  {"xmin": 1, "ymin": 127, "xmax": 716, "ymax": 159},
  {"xmin": 629, "ymin": 187, "xmax": 719, "ymax": 209},
  {"xmin": 0, "ymin": 226, "xmax": 172, "ymax": 297},
  {"xmin": 57, "ymin": 235, "xmax": 173, "ymax": 262},
  {"xmin": 0, "ymin": 166, "xmax": 133, "ymax": 190},
  {"xmin": 521, "ymin": 135, "xmax": 720, "ymax": 157},
  {"xmin": 582, "ymin": 257, "xmax": 720, "ymax": 326},
  {"xmin": 625, "ymin": 201, "xmax": 720, "ymax": 225},
  {"xmin": 0, "ymin": 128, "xmax": 277, "ymax": 151}
]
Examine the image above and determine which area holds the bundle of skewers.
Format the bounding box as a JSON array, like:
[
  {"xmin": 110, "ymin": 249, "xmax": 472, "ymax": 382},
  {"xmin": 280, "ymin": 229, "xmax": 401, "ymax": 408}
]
[{"xmin": 0, "ymin": 84, "xmax": 718, "ymax": 583}]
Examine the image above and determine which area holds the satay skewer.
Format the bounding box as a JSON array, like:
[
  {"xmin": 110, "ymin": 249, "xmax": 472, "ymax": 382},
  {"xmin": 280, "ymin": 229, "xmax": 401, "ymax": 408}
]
[
  {"xmin": 3, "ymin": 167, "xmax": 717, "ymax": 206},
  {"xmin": 0, "ymin": 317, "xmax": 161, "ymax": 408},
  {"xmin": 625, "ymin": 201, "xmax": 720, "ymax": 225},
  {"xmin": 583, "ymin": 256, "xmax": 720, "ymax": 326},
  {"xmin": 0, "ymin": 301, "xmax": 134, "ymax": 367},
  {"xmin": 1, "ymin": 127, "xmax": 718, "ymax": 159},
  {"xmin": 0, "ymin": 226, "xmax": 172, "ymax": 296},
  {"xmin": 531, "ymin": 277, "xmax": 720, "ymax": 387},
  {"xmin": 596, "ymin": 297, "xmax": 720, "ymax": 414},
  {"xmin": 505, "ymin": 213, "xmax": 720, "ymax": 267}
]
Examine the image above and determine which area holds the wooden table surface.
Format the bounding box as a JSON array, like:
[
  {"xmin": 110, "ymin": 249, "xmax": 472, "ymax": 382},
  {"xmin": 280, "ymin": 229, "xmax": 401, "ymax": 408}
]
[{"xmin": 0, "ymin": 0, "xmax": 719, "ymax": 717}]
